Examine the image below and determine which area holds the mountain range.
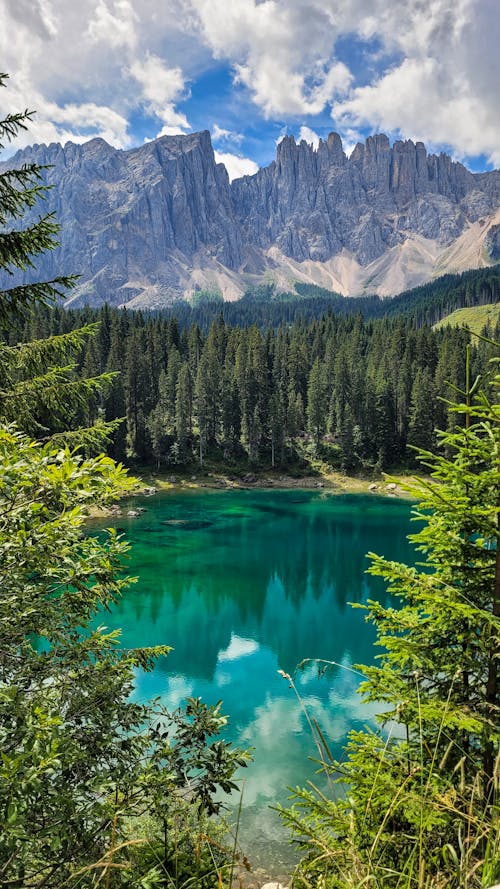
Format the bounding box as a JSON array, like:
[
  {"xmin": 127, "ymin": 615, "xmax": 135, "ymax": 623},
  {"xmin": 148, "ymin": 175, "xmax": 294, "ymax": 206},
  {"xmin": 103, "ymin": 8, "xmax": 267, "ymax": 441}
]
[{"xmin": 3, "ymin": 130, "xmax": 500, "ymax": 307}]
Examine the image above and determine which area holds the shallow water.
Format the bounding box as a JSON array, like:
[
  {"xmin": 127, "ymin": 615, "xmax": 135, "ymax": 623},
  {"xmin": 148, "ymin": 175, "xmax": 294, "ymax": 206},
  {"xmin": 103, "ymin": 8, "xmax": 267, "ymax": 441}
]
[{"xmin": 93, "ymin": 488, "xmax": 415, "ymax": 872}]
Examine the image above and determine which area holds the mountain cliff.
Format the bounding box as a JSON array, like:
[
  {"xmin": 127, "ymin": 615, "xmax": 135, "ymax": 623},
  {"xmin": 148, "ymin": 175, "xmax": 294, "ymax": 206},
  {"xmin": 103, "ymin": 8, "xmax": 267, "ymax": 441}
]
[{"xmin": 2, "ymin": 130, "xmax": 499, "ymax": 306}]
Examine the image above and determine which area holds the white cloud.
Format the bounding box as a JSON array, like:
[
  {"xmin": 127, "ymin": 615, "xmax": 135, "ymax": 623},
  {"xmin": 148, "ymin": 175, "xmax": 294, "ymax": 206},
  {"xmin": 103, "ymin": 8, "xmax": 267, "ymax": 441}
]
[
  {"xmin": 329, "ymin": 0, "xmax": 500, "ymax": 165},
  {"xmin": 129, "ymin": 54, "xmax": 184, "ymax": 111},
  {"xmin": 212, "ymin": 123, "xmax": 244, "ymax": 146},
  {"xmin": 38, "ymin": 0, "xmax": 59, "ymax": 38},
  {"xmin": 186, "ymin": 0, "xmax": 500, "ymax": 165},
  {"xmin": 298, "ymin": 126, "xmax": 320, "ymax": 149},
  {"xmin": 212, "ymin": 124, "xmax": 231, "ymax": 141},
  {"xmin": 189, "ymin": 0, "xmax": 351, "ymax": 117},
  {"xmin": 48, "ymin": 99, "xmax": 130, "ymax": 146},
  {"xmin": 129, "ymin": 53, "xmax": 191, "ymax": 132},
  {"xmin": 6, "ymin": 0, "xmax": 60, "ymax": 40},
  {"xmin": 0, "ymin": 0, "xmax": 498, "ymax": 167},
  {"xmin": 213, "ymin": 150, "xmax": 259, "ymax": 181},
  {"xmin": 0, "ymin": 71, "xmax": 131, "ymax": 149},
  {"xmin": 87, "ymin": 0, "xmax": 138, "ymax": 49},
  {"xmin": 0, "ymin": 0, "xmax": 193, "ymax": 151},
  {"xmin": 155, "ymin": 124, "xmax": 189, "ymax": 138}
]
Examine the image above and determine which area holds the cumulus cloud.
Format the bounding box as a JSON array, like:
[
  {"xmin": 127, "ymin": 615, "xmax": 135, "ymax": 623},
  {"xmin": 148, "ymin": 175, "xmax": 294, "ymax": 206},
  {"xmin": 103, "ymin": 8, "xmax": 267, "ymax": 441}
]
[
  {"xmin": 190, "ymin": 0, "xmax": 352, "ymax": 117},
  {"xmin": 298, "ymin": 126, "xmax": 320, "ymax": 149},
  {"xmin": 186, "ymin": 0, "xmax": 500, "ymax": 165},
  {"xmin": 0, "ymin": 0, "xmax": 498, "ymax": 167},
  {"xmin": 212, "ymin": 123, "xmax": 244, "ymax": 146},
  {"xmin": 86, "ymin": 0, "xmax": 138, "ymax": 50},
  {"xmin": 129, "ymin": 53, "xmax": 191, "ymax": 134},
  {"xmin": 6, "ymin": 0, "xmax": 60, "ymax": 40},
  {"xmin": 0, "ymin": 70, "xmax": 131, "ymax": 149},
  {"xmin": 0, "ymin": 0, "xmax": 192, "ymax": 151},
  {"xmin": 320, "ymin": 0, "xmax": 500, "ymax": 165},
  {"xmin": 213, "ymin": 150, "xmax": 259, "ymax": 181}
]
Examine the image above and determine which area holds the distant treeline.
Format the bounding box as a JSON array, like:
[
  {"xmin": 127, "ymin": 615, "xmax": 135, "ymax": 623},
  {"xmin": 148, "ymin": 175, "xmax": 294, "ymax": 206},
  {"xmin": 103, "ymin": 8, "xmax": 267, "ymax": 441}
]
[
  {"xmin": 6, "ymin": 294, "xmax": 499, "ymax": 472},
  {"xmin": 138, "ymin": 266, "xmax": 499, "ymax": 332}
]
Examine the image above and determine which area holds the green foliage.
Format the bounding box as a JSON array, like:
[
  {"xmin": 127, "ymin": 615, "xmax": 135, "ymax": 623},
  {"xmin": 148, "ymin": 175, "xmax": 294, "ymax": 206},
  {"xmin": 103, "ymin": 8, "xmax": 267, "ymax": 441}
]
[
  {"xmin": 14, "ymin": 302, "xmax": 500, "ymax": 473},
  {"xmin": 0, "ymin": 72, "xmax": 76, "ymax": 322},
  {"xmin": 0, "ymin": 78, "xmax": 124, "ymax": 452},
  {"xmin": 0, "ymin": 76, "xmax": 249, "ymax": 888},
  {"xmin": 0, "ymin": 426, "xmax": 145, "ymax": 884},
  {"xmin": 281, "ymin": 346, "xmax": 500, "ymax": 888},
  {"xmin": 293, "ymin": 283, "xmax": 343, "ymax": 301},
  {"xmin": 189, "ymin": 289, "xmax": 224, "ymax": 307},
  {"xmin": 433, "ymin": 303, "xmax": 500, "ymax": 335},
  {"xmin": 0, "ymin": 431, "xmax": 249, "ymax": 886}
]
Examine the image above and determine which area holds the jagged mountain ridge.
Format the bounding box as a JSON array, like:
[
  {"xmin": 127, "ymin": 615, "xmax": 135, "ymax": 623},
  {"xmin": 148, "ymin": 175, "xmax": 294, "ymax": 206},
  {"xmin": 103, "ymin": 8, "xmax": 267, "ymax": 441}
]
[{"xmin": 2, "ymin": 130, "xmax": 499, "ymax": 306}]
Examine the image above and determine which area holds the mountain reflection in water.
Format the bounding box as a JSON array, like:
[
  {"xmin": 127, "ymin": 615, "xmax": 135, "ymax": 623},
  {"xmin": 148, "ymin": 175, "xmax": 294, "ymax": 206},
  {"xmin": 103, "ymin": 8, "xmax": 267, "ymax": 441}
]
[{"xmin": 91, "ymin": 489, "xmax": 415, "ymax": 872}]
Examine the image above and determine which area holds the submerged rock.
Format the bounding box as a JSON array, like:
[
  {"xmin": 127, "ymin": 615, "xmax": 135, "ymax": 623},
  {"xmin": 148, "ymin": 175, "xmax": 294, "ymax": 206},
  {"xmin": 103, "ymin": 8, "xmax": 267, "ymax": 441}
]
[{"xmin": 161, "ymin": 519, "xmax": 213, "ymax": 531}]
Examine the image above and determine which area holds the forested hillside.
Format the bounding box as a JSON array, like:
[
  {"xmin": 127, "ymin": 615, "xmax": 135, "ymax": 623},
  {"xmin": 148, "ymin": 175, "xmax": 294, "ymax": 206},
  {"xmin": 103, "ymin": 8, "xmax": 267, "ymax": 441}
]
[
  {"xmin": 7, "ymin": 302, "xmax": 499, "ymax": 472},
  {"xmin": 58, "ymin": 266, "xmax": 496, "ymax": 334},
  {"xmin": 2, "ymin": 63, "xmax": 499, "ymax": 889}
]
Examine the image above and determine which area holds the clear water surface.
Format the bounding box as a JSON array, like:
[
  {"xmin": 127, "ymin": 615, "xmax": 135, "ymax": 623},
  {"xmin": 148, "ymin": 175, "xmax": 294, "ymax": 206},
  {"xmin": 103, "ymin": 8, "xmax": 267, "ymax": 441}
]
[{"xmin": 91, "ymin": 488, "xmax": 415, "ymax": 872}]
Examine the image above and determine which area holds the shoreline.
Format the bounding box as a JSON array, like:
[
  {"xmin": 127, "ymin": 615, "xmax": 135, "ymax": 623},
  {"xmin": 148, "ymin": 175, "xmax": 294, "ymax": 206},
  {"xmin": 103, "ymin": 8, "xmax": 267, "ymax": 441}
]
[
  {"xmin": 137, "ymin": 469, "xmax": 417, "ymax": 495},
  {"xmin": 88, "ymin": 467, "xmax": 421, "ymax": 518}
]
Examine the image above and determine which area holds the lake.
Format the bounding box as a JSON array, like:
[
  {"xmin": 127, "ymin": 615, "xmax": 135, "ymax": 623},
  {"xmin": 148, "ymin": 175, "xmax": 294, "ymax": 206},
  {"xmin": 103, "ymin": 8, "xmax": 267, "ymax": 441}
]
[{"xmin": 93, "ymin": 488, "xmax": 415, "ymax": 873}]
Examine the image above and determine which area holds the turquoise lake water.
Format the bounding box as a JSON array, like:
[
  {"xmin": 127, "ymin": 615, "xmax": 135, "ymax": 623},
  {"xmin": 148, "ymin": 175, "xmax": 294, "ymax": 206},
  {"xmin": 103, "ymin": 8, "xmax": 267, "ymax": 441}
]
[{"xmin": 92, "ymin": 488, "xmax": 415, "ymax": 872}]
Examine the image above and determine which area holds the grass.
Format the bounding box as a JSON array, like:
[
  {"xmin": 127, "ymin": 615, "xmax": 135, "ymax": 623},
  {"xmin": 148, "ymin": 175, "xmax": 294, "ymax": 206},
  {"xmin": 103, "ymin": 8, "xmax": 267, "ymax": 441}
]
[
  {"xmin": 433, "ymin": 303, "xmax": 500, "ymax": 334},
  {"xmin": 279, "ymin": 662, "xmax": 500, "ymax": 889},
  {"xmin": 129, "ymin": 459, "xmax": 420, "ymax": 499}
]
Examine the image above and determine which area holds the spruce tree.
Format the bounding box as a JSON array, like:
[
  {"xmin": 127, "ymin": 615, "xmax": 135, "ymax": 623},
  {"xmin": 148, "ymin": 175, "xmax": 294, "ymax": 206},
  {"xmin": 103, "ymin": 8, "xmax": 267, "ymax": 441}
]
[
  {"xmin": 0, "ymin": 76, "xmax": 248, "ymax": 886},
  {"xmin": 175, "ymin": 362, "xmax": 192, "ymax": 462},
  {"xmin": 282, "ymin": 346, "xmax": 500, "ymax": 888},
  {"xmin": 0, "ymin": 75, "xmax": 120, "ymax": 451},
  {"xmin": 0, "ymin": 74, "xmax": 74, "ymax": 322},
  {"xmin": 307, "ymin": 357, "xmax": 327, "ymax": 452}
]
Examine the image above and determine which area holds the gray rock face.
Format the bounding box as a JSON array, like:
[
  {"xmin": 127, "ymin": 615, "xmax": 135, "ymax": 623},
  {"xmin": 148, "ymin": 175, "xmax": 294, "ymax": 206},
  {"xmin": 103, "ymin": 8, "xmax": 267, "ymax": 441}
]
[
  {"xmin": 485, "ymin": 223, "xmax": 500, "ymax": 260},
  {"xmin": 232, "ymin": 134, "xmax": 499, "ymax": 265},
  {"xmin": 1, "ymin": 131, "xmax": 499, "ymax": 304}
]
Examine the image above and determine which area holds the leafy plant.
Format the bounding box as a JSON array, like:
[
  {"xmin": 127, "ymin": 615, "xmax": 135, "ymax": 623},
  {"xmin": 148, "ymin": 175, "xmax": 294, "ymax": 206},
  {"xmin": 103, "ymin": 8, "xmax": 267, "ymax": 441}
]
[{"xmin": 0, "ymin": 73, "xmax": 250, "ymax": 887}]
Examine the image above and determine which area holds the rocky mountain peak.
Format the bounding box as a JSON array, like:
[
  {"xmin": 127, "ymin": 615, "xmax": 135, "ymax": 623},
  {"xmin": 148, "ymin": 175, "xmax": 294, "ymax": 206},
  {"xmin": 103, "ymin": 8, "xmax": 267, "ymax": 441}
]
[{"xmin": 1, "ymin": 128, "xmax": 498, "ymax": 306}]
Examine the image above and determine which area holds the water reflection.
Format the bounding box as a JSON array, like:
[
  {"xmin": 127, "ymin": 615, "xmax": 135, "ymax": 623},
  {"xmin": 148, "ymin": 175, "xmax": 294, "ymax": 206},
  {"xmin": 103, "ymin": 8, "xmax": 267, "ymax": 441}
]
[{"xmin": 92, "ymin": 489, "xmax": 414, "ymax": 871}]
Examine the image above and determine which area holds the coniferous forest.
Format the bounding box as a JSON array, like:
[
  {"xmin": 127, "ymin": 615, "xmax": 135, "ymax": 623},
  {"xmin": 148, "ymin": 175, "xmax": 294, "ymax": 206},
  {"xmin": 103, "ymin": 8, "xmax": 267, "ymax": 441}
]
[
  {"xmin": 1, "ymin": 70, "xmax": 499, "ymax": 889},
  {"xmin": 6, "ymin": 299, "xmax": 500, "ymax": 474}
]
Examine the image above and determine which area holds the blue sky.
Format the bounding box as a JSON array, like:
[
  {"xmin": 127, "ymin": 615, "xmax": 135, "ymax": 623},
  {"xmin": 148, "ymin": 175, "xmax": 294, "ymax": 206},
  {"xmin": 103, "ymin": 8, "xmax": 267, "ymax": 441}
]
[{"xmin": 1, "ymin": 0, "xmax": 498, "ymax": 179}]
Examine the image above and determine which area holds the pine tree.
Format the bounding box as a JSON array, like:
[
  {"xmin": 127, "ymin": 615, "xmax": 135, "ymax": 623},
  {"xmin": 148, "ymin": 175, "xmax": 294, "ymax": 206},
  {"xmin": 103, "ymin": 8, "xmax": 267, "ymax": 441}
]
[
  {"xmin": 0, "ymin": 76, "xmax": 248, "ymax": 886},
  {"xmin": 307, "ymin": 357, "xmax": 327, "ymax": 452},
  {"xmin": 175, "ymin": 362, "xmax": 192, "ymax": 462},
  {"xmin": 0, "ymin": 76, "xmax": 120, "ymax": 451},
  {"xmin": 282, "ymin": 345, "xmax": 500, "ymax": 887},
  {"xmin": 407, "ymin": 366, "xmax": 437, "ymax": 459},
  {"xmin": 0, "ymin": 75, "xmax": 75, "ymax": 322},
  {"xmin": 194, "ymin": 352, "xmax": 211, "ymax": 467},
  {"xmin": 124, "ymin": 328, "xmax": 148, "ymax": 458},
  {"xmin": 268, "ymin": 390, "xmax": 285, "ymax": 468}
]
